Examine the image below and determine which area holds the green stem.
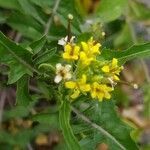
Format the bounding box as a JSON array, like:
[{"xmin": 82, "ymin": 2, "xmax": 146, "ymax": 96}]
[{"xmin": 44, "ymin": 0, "xmax": 61, "ymax": 35}]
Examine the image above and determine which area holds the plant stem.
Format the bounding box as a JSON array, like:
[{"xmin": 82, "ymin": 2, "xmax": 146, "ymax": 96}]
[
  {"xmin": 71, "ymin": 106, "xmax": 126, "ymax": 150},
  {"xmin": 0, "ymin": 90, "xmax": 6, "ymax": 125},
  {"xmin": 44, "ymin": 0, "xmax": 61, "ymax": 35}
]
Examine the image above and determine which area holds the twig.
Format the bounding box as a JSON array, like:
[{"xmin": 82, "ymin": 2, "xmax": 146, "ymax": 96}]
[
  {"xmin": 44, "ymin": 0, "xmax": 61, "ymax": 35},
  {"xmin": 71, "ymin": 106, "xmax": 126, "ymax": 150},
  {"xmin": 27, "ymin": 143, "xmax": 33, "ymax": 150},
  {"xmin": 0, "ymin": 90, "xmax": 6, "ymax": 124},
  {"xmin": 14, "ymin": 32, "xmax": 22, "ymax": 43}
]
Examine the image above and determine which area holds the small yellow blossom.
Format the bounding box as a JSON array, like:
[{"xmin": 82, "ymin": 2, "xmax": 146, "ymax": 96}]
[
  {"xmin": 63, "ymin": 43, "xmax": 80, "ymax": 60},
  {"xmin": 79, "ymin": 37, "xmax": 101, "ymax": 66},
  {"xmin": 80, "ymin": 51, "xmax": 94, "ymax": 66},
  {"xmin": 65, "ymin": 74, "xmax": 91, "ymax": 99},
  {"xmin": 101, "ymin": 58, "xmax": 123, "ymax": 81},
  {"xmin": 90, "ymin": 82, "xmax": 113, "ymax": 101}
]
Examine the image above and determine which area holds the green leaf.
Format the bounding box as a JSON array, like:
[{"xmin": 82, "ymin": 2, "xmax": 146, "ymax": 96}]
[
  {"xmin": 57, "ymin": 0, "xmax": 81, "ymax": 35},
  {"xmin": 30, "ymin": 36, "xmax": 46, "ymax": 54},
  {"xmin": 130, "ymin": 1, "xmax": 150, "ymax": 20},
  {"xmin": 77, "ymin": 101, "xmax": 138, "ymax": 150},
  {"xmin": 59, "ymin": 101, "xmax": 81, "ymax": 150},
  {"xmin": 0, "ymin": 12, "xmax": 8, "ymax": 24},
  {"xmin": 0, "ymin": 0, "xmax": 21, "ymax": 10},
  {"xmin": 34, "ymin": 47, "xmax": 58, "ymax": 65},
  {"xmin": 17, "ymin": 0, "xmax": 45, "ymax": 25},
  {"xmin": 101, "ymin": 43, "xmax": 150, "ymax": 64},
  {"xmin": 96, "ymin": 0, "xmax": 127, "ymax": 22},
  {"xmin": 31, "ymin": 113, "xmax": 59, "ymax": 126},
  {"xmin": 7, "ymin": 61, "xmax": 32, "ymax": 84},
  {"xmin": 30, "ymin": 0, "xmax": 54, "ymax": 8},
  {"xmin": 0, "ymin": 32, "xmax": 39, "ymax": 83},
  {"xmin": 114, "ymin": 24, "xmax": 132, "ymax": 48},
  {"xmin": 3, "ymin": 106, "xmax": 30, "ymax": 121},
  {"xmin": 16, "ymin": 75, "xmax": 32, "ymax": 106}
]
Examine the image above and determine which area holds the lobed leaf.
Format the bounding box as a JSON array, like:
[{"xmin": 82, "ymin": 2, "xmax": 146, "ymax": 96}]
[
  {"xmin": 74, "ymin": 101, "xmax": 139, "ymax": 150},
  {"xmin": 0, "ymin": 32, "xmax": 38, "ymax": 83},
  {"xmin": 16, "ymin": 75, "xmax": 32, "ymax": 106}
]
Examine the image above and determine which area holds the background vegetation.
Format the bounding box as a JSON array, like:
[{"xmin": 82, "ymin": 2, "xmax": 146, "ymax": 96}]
[{"xmin": 0, "ymin": 0, "xmax": 150, "ymax": 149}]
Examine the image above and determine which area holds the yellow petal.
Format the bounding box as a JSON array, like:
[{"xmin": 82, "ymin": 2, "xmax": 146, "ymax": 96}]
[
  {"xmin": 74, "ymin": 46, "xmax": 80, "ymax": 54},
  {"xmin": 112, "ymin": 58, "xmax": 118, "ymax": 67},
  {"xmin": 71, "ymin": 90, "xmax": 80, "ymax": 99},
  {"xmin": 65, "ymin": 81, "xmax": 76, "ymax": 89},
  {"xmin": 97, "ymin": 93, "xmax": 104, "ymax": 101},
  {"xmin": 80, "ymin": 84, "xmax": 91, "ymax": 92},
  {"xmin": 72, "ymin": 55, "xmax": 78, "ymax": 60},
  {"xmin": 91, "ymin": 91, "xmax": 96, "ymax": 98},
  {"xmin": 81, "ymin": 74, "xmax": 87, "ymax": 83},
  {"xmin": 81, "ymin": 42, "xmax": 88, "ymax": 52},
  {"xmin": 105, "ymin": 92, "xmax": 111, "ymax": 99},
  {"xmin": 113, "ymin": 75, "xmax": 120, "ymax": 81},
  {"xmin": 80, "ymin": 51, "xmax": 87, "ymax": 60},
  {"xmin": 64, "ymin": 44, "xmax": 72, "ymax": 53},
  {"xmin": 62, "ymin": 53, "xmax": 70, "ymax": 59},
  {"xmin": 102, "ymin": 65, "xmax": 110, "ymax": 73},
  {"xmin": 92, "ymin": 43, "xmax": 101, "ymax": 54}
]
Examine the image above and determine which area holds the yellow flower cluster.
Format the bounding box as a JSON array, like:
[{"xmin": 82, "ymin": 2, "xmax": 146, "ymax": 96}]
[
  {"xmin": 63, "ymin": 37, "xmax": 101, "ymax": 66},
  {"xmin": 58, "ymin": 37, "xmax": 123, "ymax": 101},
  {"xmin": 101, "ymin": 58, "xmax": 123, "ymax": 81}
]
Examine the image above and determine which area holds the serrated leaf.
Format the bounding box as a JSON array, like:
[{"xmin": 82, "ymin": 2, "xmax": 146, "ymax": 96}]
[
  {"xmin": 30, "ymin": 36, "xmax": 46, "ymax": 54},
  {"xmin": 96, "ymin": 0, "xmax": 127, "ymax": 22},
  {"xmin": 34, "ymin": 47, "xmax": 57, "ymax": 65},
  {"xmin": 77, "ymin": 101, "xmax": 138, "ymax": 150},
  {"xmin": 59, "ymin": 101, "xmax": 81, "ymax": 150},
  {"xmin": 16, "ymin": 75, "xmax": 32, "ymax": 106},
  {"xmin": 0, "ymin": 32, "xmax": 39, "ymax": 83},
  {"xmin": 7, "ymin": 59, "xmax": 33, "ymax": 84},
  {"xmin": 101, "ymin": 43, "xmax": 150, "ymax": 64}
]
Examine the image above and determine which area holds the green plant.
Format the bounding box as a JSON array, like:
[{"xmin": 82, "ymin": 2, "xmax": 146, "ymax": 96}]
[{"xmin": 0, "ymin": 0, "xmax": 150, "ymax": 149}]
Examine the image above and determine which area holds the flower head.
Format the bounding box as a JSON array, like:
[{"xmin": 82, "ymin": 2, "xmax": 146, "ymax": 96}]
[
  {"xmin": 54, "ymin": 63, "xmax": 72, "ymax": 83},
  {"xmin": 90, "ymin": 82, "xmax": 113, "ymax": 101},
  {"xmin": 102, "ymin": 58, "xmax": 123, "ymax": 81},
  {"xmin": 65, "ymin": 74, "xmax": 90, "ymax": 99},
  {"xmin": 63, "ymin": 43, "xmax": 80, "ymax": 60},
  {"xmin": 79, "ymin": 37, "xmax": 101, "ymax": 66}
]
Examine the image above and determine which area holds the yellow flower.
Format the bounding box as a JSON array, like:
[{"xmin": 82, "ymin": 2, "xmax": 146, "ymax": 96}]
[
  {"xmin": 63, "ymin": 43, "xmax": 80, "ymax": 60},
  {"xmin": 80, "ymin": 51, "xmax": 94, "ymax": 66},
  {"xmin": 101, "ymin": 58, "xmax": 123, "ymax": 81},
  {"xmin": 90, "ymin": 82, "xmax": 113, "ymax": 101},
  {"xmin": 65, "ymin": 74, "xmax": 91, "ymax": 99},
  {"xmin": 79, "ymin": 37, "xmax": 101, "ymax": 66}
]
